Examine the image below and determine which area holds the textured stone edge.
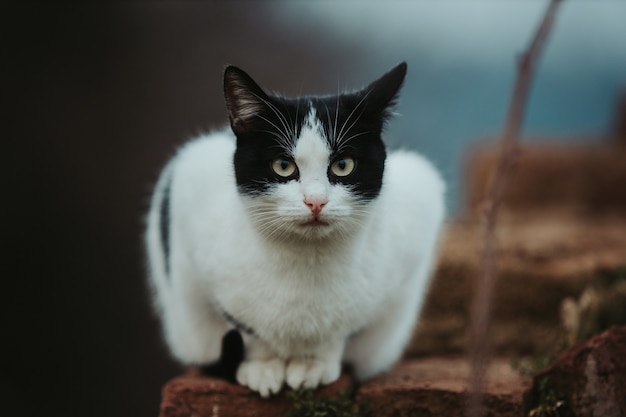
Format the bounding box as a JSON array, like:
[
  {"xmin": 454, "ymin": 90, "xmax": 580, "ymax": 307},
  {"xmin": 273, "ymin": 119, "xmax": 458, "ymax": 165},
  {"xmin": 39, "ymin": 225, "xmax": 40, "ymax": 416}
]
[
  {"xmin": 159, "ymin": 368, "xmax": 355, "ymax": 417},
  {"xmin": 524, "ymin": 325, "xmax": 626, "ymax": 417}
]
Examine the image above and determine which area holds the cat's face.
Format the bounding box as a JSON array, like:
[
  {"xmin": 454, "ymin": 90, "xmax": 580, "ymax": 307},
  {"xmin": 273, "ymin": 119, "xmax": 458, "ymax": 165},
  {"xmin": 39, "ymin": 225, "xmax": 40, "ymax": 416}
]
[{"xmin": 224, "ymin": 63, "xmax": 407, "ymax": 241}]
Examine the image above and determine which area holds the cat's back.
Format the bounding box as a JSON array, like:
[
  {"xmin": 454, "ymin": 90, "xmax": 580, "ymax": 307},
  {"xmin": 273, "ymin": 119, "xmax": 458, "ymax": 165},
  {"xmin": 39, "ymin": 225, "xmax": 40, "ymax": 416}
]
[
  {"xmin": 371, "ymin": 149, "xmax": 445, "ymax": 266},
  {"xmin": 171, "ymin": 129, "xmax": 236, "ymax": 191},
  {"xmin": 145, "ymin": 130, "xmax": 238, "ymax": 306},
  {"xmin": 167, "ymin": 129, "xmax": 242, "ymax": 244},
  {"xmin": 384, "ymin": 149, "xmax": 445, "ymax": 221}
]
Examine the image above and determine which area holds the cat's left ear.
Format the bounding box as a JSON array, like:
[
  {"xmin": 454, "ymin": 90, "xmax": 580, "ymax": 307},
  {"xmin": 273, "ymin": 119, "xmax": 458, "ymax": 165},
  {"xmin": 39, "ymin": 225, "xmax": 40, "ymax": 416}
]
[
  {"xmin": 223, "ymin": 66, "xmax": 270, "ymax": 135},
  {"xmin": 356, "ymin": 62, "xmax": 407, "ymax": 126}
]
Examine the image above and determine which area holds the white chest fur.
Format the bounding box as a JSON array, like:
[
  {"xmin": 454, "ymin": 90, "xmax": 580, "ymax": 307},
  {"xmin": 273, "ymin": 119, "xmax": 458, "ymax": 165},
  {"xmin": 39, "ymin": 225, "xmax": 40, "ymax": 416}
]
[{"xmin": 172, "ymin": 145, "xmax": 386, "ymax": 355}]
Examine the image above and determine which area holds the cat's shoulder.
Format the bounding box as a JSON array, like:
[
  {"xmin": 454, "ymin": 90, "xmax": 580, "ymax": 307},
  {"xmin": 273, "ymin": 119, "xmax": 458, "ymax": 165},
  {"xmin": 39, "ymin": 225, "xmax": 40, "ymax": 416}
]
[
  {"xmin": 174, "ymin": 128, "xmax": 236, "ymax": 165},
  {"xmin": 169, "ymin": 128, "xmax": 237, "ymax": 192},
  {"xmin": 384, "ymin": 150, "xmax": 445, "ymax": 200},
  {"xmin": 380, "ymin": 150, "xmax": 445, "ymax": 239}
]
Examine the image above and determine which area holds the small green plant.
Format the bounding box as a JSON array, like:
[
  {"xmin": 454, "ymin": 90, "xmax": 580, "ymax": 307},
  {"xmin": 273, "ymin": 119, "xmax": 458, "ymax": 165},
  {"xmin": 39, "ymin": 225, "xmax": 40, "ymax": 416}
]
[
  {"xmin": 286, "ymin": 389, "xmax": 370, "ymax": 417},
  {"xmin": 527, "ymin": 377, "xmax": 574, "ymax": 417},
  {"xmin": 562, "ymin": 264, "xmax": 626, "ymax": 345}
]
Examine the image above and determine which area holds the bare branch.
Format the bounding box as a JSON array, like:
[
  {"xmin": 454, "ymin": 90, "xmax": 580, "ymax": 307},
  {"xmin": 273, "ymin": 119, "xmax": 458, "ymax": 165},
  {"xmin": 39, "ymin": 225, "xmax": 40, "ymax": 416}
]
[{"xmin": 467, "ymin": 1, "xmax": 563, "ymax": 416}]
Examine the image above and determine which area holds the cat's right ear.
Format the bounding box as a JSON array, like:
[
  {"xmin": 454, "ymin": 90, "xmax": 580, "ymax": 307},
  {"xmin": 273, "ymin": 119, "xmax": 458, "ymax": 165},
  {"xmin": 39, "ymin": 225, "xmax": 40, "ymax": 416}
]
[{"xmin": 223, "ymin": 66, "xmax": 269, "ymax": 135}]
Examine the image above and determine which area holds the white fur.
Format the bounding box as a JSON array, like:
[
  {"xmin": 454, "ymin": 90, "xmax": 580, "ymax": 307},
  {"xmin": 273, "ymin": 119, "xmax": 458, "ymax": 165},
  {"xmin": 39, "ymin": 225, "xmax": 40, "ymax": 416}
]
[{"xmin": 145, "ymin": 124, "xmax": 445, "ymax": 396}]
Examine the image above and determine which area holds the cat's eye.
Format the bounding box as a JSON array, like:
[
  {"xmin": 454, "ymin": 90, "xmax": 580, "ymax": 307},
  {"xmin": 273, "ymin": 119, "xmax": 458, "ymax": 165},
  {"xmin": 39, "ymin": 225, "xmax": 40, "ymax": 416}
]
[
  {"xmin": 330, "ymin": 157, "xmax": 356, "ymax": 177},
  {"xmin": 271, "ymin": 158, "xmax": 298, "ymax": 178}
]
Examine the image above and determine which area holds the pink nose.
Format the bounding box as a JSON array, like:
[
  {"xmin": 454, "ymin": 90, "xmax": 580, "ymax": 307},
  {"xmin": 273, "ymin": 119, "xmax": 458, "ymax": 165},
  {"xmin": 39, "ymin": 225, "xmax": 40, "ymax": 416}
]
[{"xmin": 304, "ymin": 198, "xmax": 327, "ymax": 215}]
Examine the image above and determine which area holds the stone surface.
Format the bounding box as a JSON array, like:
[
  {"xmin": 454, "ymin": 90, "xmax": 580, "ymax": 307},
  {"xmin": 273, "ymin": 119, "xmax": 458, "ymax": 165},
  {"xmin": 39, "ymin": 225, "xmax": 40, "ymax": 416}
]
[
  {"xmin": 464, "ymin": 141, "xmax": 626, "ymax": 215},
  {"xmin": 357, "ymin": 358, "xmax": 531, "ymax": 417},
  {"xmin": 524, "ymin": 325, "xmax": 626, "ymax": 417},
  {"xmin": 409, "ymin": 216, "xmax": 626, "ymax": 358},
  {"xmin": 159, "ymin": 368, "xmax": 355, "ymax": 417}
]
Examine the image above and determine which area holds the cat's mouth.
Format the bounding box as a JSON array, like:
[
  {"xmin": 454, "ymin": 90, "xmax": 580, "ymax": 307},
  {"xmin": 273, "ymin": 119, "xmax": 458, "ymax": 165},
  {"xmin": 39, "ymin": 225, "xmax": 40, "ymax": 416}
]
[{"xmin": 301, "ymin": 218, "xmax": 329, "ymax": 227}]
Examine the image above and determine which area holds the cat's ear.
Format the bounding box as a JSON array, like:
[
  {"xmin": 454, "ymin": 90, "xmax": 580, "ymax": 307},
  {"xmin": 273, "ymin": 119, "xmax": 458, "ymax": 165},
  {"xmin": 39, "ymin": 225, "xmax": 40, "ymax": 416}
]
[
  {"xmin": 223, "ymin": 66, "xmax": 270, "ymax": 135},
  {"xmin": 356, "ymin": 62, "xmax": 407, "ymax": 126}
]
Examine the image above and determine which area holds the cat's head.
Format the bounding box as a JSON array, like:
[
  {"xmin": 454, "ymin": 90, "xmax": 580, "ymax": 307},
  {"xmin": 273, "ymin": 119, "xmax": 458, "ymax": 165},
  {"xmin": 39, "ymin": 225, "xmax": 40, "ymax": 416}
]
[{"xmin": 224, "ymin": 63, "xmax": 407, "ymax": 242}]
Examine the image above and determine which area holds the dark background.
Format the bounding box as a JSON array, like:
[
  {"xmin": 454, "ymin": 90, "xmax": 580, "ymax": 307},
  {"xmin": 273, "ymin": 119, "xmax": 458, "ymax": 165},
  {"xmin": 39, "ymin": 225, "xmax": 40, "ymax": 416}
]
[{"xmin": 3, "ymin": 3, "xmax": 362, "ymax": 416}]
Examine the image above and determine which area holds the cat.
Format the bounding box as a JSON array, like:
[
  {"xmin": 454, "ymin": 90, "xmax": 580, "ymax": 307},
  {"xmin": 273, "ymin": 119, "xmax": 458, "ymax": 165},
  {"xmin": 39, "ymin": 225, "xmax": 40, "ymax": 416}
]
[{"xmin": 145, "ymin": 62, "xmax": 445, "ymax": 397}]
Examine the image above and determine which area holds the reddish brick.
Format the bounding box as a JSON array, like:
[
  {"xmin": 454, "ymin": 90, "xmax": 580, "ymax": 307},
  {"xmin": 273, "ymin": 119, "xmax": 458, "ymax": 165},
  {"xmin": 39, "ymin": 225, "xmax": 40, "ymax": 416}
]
[
  {"xmin": 524, "ymin": 325, "xmax": 626, "ymax": 417},
  {"xmin": 159, "ymin": 368, "xmax": 355, "ymax": 417},
  {"xmin": 410, "ymin": 217, "xmax": 626, "ymax": 358},
  {"xmin": 357, "ymin": 358, "xmax": 531, "ymax": 417},
  {"xmin": 463, "ymin": 141, "xmax": 626, "ymax": 215}
]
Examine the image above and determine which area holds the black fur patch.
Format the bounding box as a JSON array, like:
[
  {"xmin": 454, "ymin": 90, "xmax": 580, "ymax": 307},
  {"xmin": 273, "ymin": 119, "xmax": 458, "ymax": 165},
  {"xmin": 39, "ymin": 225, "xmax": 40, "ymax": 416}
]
[
  {"xmin": 200, "ymin": 329, "xmax": 244, "ymax": 383},
  {"xmin": 313, "ymin": 96, "xmax": 388, "ymax": 201},
  {"xmin": 159, "ymin": 176, "xmax": 172, "ymax": 278},
  {"xmin": 223, "ymin": 63, "xmax": 407, "ymax": 201},
  {"xmin": 222, "ymin": 309, "xmax": 255, "ymax": 336},
  {"xmin": 231, "ymin": 97, "xmax": 309, "ymax": 196}
]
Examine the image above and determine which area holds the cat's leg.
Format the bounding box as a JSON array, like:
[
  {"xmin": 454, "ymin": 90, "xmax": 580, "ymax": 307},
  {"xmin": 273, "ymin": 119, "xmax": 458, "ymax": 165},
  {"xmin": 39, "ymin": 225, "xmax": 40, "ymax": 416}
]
[
  {"xmin": 285, "ymin": 339, "xmax": 344, "ymax": 390},
  {"xmin": 342, "ymin": 276, "xmax": 426, "ymax": 381},
  {"xmin": 160, "ymin": 286, "xmax": 231, "ymax": 367},
  {"xmin": 200, "ymin": 329, "xmax": 244, "ymax": 383},
  {"xmin": 236, "ymin": 335, "xmax": 286, "ymax": 398}
]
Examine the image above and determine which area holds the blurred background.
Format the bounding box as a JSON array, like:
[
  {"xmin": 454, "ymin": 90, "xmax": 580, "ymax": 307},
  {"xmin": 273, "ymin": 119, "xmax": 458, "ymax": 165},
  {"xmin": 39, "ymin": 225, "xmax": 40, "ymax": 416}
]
[{"xmin": 3, "ymin": 1, "xmax": 625, "ymax": 416}]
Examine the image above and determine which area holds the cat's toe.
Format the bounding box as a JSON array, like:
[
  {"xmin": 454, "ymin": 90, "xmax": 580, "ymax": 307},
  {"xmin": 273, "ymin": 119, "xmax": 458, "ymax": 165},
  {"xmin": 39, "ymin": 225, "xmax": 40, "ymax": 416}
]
[
  {"xmin": 320, "ymin": 361, "xmax": 341, "ymax": 386},
  {"xmin": 236, "ymin": 358, "xmax": 285, "ymax": 397},
  {"xmin": 285, "ymin": 360, "xmax": 307, "ymax": 389},
  {"xmin": 286, "ymin": 358, "xmax": 341, "ymax": 390},
  {"xmin": 301, "ymin": 362, "xmax": 326, "ymax": 389}
]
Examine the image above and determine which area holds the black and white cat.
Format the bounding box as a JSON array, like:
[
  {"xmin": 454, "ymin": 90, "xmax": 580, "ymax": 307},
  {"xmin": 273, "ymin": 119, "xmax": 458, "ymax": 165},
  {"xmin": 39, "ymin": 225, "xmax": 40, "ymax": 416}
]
[{"xmin": 145, "ymin": 62, "xmax": 445, "ymax": 397}]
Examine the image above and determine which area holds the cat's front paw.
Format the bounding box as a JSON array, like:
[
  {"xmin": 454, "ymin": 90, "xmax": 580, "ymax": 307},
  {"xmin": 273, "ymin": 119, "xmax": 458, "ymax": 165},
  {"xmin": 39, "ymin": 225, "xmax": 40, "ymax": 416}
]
[
  {"xmin": 285, "ymin": 357, "xmax": 341, "ymax": 390},
  {"xmin": 236, "ymin": 358, "xmax": 286, "ymax": 397}
]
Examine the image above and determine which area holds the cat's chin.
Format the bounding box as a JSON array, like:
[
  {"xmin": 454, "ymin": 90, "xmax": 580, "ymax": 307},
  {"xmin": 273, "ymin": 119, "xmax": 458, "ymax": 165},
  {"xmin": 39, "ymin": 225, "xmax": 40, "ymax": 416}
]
[
  {"xmin": 280, "ymin": 218, "xmax": 341, "ymax": 242},
  {"xmin": 294, "ymin": 223, "xmax": 334, "ymax": 240}
]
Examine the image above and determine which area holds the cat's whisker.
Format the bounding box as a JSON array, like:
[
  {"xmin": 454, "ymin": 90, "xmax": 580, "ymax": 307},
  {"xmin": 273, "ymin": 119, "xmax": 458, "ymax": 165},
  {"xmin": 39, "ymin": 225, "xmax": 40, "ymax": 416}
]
[
  {"xmin": 335, "ymin": 131, "xmax": 371, "ymax": 155},
  {"xmin": 336, "ymin": 105, "xmax": 368, "ymax": 148},
  {"xmin": 336, "ymin": 89, "xmax": 371, "ymax": 147},
  {"xmin": 260, "ymin": 219, "xmax": 295, "ymax": 241},
  {"xmin": 245, "ymin": 208, "xmax": 279, "ymax": 219},
  {"xmin": 251, "ymin": 215, "xmax": 280, "ymax": 230},
  {"xmin": 259, "ymin": 130, "xmax": 290, "ymax": 143},
  {"xmin": 322, "ymin": 101, "xmax": 335, "ymax": 146},
  {"xmin": 295, "ymin": 97, "xmax": 301, "ymax": 140},
  {"xmin": 340, "ymin": 131, "xmax": 371, "ymax": 145},
  {"xmin": 334, "ymin": 79, "xmax": 341, "ymax": 146},
  {"xmin": 251, "ymin": 91, "xmax": 295, "ymax": 141},
  {"xmin": 254, "ymin": 114, "xmax": 293, "ymax": 151}
]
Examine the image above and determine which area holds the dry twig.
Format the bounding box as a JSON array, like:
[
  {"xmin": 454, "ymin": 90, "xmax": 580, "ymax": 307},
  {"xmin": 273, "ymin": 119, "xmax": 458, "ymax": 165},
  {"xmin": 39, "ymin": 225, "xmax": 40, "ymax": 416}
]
[{"xmin": 467, "ymin": 1, "xmax": 564, "ymax": 416}]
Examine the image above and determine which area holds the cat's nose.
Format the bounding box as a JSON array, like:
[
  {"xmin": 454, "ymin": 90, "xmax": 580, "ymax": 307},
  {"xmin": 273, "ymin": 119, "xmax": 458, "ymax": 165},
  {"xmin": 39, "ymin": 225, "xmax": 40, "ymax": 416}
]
[{"xmin": 304, "ymin": 198, "xmax": 328, "ymax": 215}]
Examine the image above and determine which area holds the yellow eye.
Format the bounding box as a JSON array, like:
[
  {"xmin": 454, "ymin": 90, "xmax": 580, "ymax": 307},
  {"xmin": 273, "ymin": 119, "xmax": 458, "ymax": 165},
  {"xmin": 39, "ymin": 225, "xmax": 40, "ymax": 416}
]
[
  {"xmin": 330, "ymin": 157, "xmax": 356, "ymax": 177},
  {"xmin": 271, "ymin": 158, "xmax": 297, "ymax": 177}
]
